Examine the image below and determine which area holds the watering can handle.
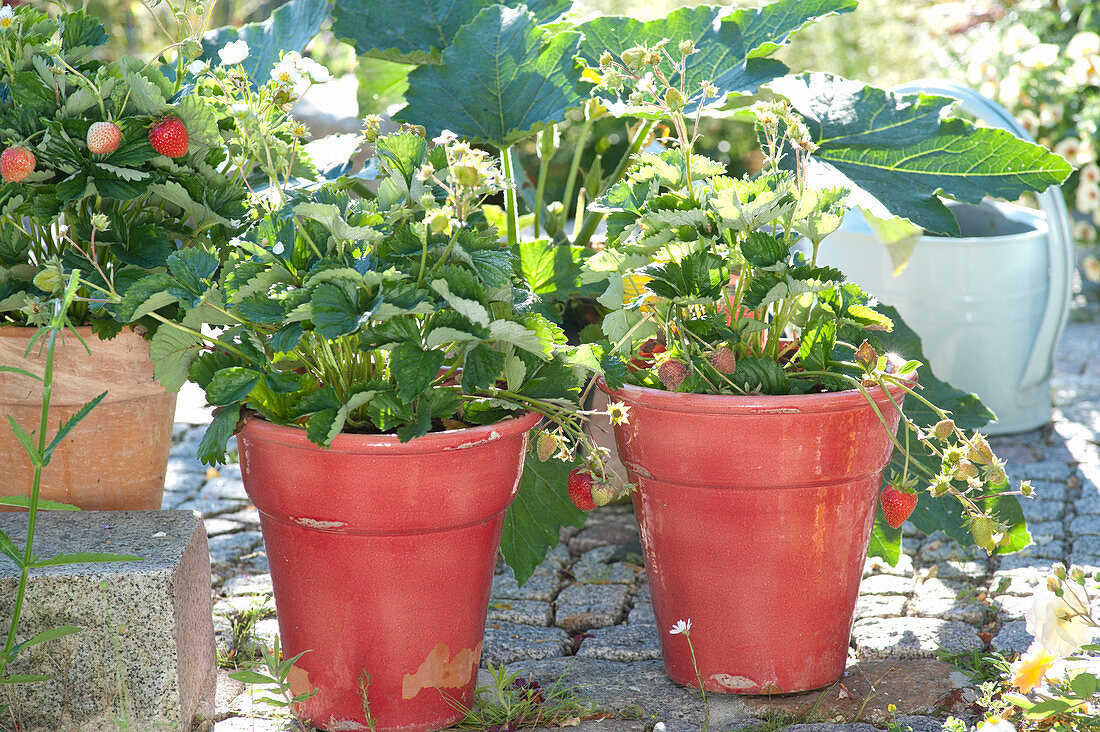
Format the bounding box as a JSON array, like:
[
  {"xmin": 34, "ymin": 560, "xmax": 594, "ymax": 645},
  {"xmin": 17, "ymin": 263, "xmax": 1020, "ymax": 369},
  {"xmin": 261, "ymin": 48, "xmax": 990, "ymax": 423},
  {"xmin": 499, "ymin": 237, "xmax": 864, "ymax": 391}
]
[{"xmin": 891, "ymin": 79, "xmax": 1073, "ymax": 393}]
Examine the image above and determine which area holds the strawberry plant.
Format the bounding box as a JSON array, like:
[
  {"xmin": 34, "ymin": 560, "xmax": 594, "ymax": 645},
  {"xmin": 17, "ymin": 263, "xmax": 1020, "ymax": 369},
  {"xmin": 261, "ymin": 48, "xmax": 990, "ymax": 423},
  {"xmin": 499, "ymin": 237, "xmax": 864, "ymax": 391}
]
[
  {"xmin": 0, "ymin": 6, "xmax": 247, "ymax": 337},
  {"xmin": 118, "ymin": 128, "xmax": 615, "ymax": 579},
  {"xmin": 581, "ymin": 41, "xmax": 1070, "ymax": 557}
]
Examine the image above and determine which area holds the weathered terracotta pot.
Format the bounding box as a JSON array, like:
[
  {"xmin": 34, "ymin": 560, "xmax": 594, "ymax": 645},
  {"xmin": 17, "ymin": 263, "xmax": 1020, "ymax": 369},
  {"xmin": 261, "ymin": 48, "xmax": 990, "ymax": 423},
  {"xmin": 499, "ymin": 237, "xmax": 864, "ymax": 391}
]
[
  {"xmin": 597, "ymin": 375, "xmax": 910, "ymax": 694},
  {"xmin": 237, "ymin": 411, "xmax": 540, "ymax": 732},
  {"xmin": 0, "ymin": 326, "xmax": 175, "ymax": 510}
]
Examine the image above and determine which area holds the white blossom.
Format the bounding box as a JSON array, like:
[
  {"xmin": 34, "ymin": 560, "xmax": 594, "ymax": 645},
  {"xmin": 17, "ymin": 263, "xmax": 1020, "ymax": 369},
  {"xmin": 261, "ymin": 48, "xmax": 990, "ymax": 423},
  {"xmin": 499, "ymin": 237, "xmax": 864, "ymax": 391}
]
[
  {"xmin": 1076, "ymin": 181, "xmax": 1100, "ymax": 214},
  {"xmin": 218, "ymin": 40, "xmax": 249, "ymax": 66},
  {"xmin": 1019, "ymin": 43, "xmax": 1059, "ymax": 70},
  {"xmin": 1025, "ymin": 588, "xmax": 1094, "ymax": 657},
  {"xmin": 1067, "ymin": 32, "xmax": 1100, "ymax": 60},
  {"xmin": 669, "ymin": 619, "xmax": 691, "ymax": 635}
]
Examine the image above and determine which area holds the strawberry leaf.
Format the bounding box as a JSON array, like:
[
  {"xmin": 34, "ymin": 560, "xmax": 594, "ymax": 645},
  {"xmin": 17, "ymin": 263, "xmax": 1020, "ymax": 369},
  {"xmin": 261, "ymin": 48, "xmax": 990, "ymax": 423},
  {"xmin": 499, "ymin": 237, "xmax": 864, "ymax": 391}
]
[{"xmin": 501, "ymin": 453, "xmax": 587, "ymax": 586}]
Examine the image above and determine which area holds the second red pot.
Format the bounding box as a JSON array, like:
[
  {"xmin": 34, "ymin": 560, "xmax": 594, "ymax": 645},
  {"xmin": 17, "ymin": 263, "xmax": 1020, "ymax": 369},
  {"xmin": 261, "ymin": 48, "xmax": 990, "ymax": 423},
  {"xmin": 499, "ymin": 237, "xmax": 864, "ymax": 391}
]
[
  {"xmin": 598, "ymin": 375, "xmax": 910, "ymax": 694},
  {"xmin": 237, "ymin": 411, "xmax": 540, "ymax": 732}
]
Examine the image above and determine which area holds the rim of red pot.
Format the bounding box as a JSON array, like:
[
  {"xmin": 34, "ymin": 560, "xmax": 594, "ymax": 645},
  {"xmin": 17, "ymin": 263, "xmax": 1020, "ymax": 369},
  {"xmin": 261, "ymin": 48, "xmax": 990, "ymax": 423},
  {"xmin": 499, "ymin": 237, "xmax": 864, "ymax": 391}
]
[
  {"xmin": 595, "ymin": 368, "xmax": 917, "ymax": 416},
  {"xmin": 239, "ymin": 409, "xmax": 541, "ymax": 455}
]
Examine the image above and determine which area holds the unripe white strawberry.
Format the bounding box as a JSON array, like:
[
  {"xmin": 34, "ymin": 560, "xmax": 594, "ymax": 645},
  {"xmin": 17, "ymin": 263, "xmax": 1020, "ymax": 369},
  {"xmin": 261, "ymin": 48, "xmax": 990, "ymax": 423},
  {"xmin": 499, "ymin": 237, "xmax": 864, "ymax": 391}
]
[{"xmin": 87, "ymin": 121, "xmax": 122, "ymax": 155}]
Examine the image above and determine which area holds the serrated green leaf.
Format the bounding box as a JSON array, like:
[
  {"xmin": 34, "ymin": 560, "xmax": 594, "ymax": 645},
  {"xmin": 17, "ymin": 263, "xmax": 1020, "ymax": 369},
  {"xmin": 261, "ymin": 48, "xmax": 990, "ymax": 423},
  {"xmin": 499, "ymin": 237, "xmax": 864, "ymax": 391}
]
[
  {"xmin": 148, "ymin": 311, "xmax": 204, "ymax": 392},
  {"xmin": 398, "ymin": 5, "xmax": 588, "ymax": 148},
  {"xmin": 43, "ymin": 391, "xmax": 107, "ymax": 462},
  {"xmin": 389, "ymin": 343, "xmax": 445, "ymax": 403},
  {"xmin": 150, "ymin": 182, "xmax": 231, "ymax": 228},
  {"xmin": 121, "ymin": 70, "xmax": 169, "ymax": 116},
  {"xmin": 430, "ymin": 279, "xmax": 489, "ymax": 328},
  {"xmin": 198, "ymin": 404, "xmax": 241, "ymax": 466},
  {"xmin": 577, "ymin": 0, "xmax": 850, "ymax": 113},
  {"xmin": 206, "ymin": 367, "xmax": 262, "ymax": 406},
  {"xmin": 334, "ymin": 0, "xmax": 571, "ymax": 64},
  {"xmin": 729, "ymin": 356, "xmax": 789, "ymax": 395},
  {"xmin": 200, "ymin": 0, "xmax": 329, "ymax": 86},
  {"xmin": 488, "ymin": 320, "xmax": 550, "ymax": 359},
  {"xmin": 294, "ymin": 203, "xmax": 381, "ymax": 243},
  {"xmin": 116, "ymin": 274, "xmax": 179, "ymax": 322},
  {"xmin": 774, "ymin": 74, "xmax": 1074, "ymax": 235},
  {"xmin": 312, "ymin": 280, "xmax": 373, "ymax": 338},
  {"xmin": 739, "ymin": 231, "xmax": 789, "ymax": 269},
  {"xmin": 501, "ymin": 453, "xmax": 586, "ymax": 586},
  {"xmin": 461, "ymin": 343, "xmax": 505, "ymax": 391},
  {"xmin": 0, "ymin": 530, "xmax": 23, "ymax": 568}
]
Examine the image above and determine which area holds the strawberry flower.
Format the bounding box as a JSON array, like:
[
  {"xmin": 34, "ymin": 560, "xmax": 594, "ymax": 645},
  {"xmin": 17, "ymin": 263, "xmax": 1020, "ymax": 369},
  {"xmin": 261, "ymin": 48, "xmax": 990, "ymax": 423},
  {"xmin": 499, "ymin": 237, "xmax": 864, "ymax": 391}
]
[{"xmin": 217, "ymin": 40, "xmax": 249, "ymax": 67}]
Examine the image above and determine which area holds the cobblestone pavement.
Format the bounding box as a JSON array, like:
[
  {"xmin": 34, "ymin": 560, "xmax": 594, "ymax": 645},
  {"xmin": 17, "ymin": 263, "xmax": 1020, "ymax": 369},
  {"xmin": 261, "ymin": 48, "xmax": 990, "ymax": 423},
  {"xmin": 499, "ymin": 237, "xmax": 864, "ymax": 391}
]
[{"xmin": 182, "ymin": 318, "xmax": 1100, "ymax": 732}]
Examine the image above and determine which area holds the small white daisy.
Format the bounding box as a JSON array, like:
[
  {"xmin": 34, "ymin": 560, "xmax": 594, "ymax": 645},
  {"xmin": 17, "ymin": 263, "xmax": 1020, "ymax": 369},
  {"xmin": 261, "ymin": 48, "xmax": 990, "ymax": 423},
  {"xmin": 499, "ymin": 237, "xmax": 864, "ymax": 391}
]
[{"xmin": 669, "ymin": 619, "xmax": 691, "ymax": 635}]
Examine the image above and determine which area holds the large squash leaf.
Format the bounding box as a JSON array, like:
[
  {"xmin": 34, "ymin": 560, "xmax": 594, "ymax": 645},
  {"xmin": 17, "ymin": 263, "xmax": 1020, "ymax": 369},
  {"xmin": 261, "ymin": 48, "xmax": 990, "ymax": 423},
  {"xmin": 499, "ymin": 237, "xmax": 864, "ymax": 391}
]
[
  {"xmin": 863, "ymin": 305, "xmax": 1031, "ymax": 562},
  {"xmin": 333, "ymin": 0, "xmax": 571, "ymax": 64},
  {"xmin": 773, "ymin": 73, "xmax": 1074, "ymax": 236},
  {"xmin": 200, "ymin": 0, "xmax": 328, "ymax": 85},
  {"xmin": 502, "ymin": 453, "xmax": 587, "ymax": 586},
  {"xmin": 397, "ymin": 5, "xmax": 589, "ymax": 148},
  {"xmin": 576, "ymin": 0, "xmax": 855, "ymax": 114}
]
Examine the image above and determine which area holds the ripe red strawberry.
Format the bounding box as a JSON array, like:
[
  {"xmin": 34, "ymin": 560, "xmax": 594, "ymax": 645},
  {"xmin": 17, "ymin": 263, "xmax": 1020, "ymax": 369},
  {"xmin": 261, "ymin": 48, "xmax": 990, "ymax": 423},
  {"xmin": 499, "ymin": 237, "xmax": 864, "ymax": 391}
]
[
  {"xmin": 149, "ymin": 116, "xmax": 188, "ymax": 158},
  {"xmin": 657, "ymin": 360, "xmax": 688, "ymax": 391},
  {"xmin": 709, "ymin": 347, "xmax": 736, "ymax": 374},
  {"xmin": 0, "ymin": 146, "xmax": 35, "ymax": 183},
  {"xmin": 568, "ymin": 468, "xmax": 596, "ymax": 512},
  {"xmin": 87, "ymin": 121, "xmax": 122, "ymax": 155},
  {"xmin": 880, "ymin": 485, "xmax": 917, "ymax": 529}
]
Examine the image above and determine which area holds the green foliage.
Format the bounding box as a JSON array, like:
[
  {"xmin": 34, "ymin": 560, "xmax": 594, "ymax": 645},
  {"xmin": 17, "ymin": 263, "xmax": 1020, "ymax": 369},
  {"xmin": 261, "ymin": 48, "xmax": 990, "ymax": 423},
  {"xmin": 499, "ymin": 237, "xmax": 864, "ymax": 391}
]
[
  {"xmin": 772, "ymin": 74, "xmax": 1074, "ymax": 235},
  {"xmin": 199, "ymin": 0, "xmax": 328, "ymax": 86},
  {"xmin": 865, "ymin": 306, "xmax": 1031, "ymax": 561},
  {"xmin": 501, "ymin": 454, "xmax": 587, "ymax": 586},
  {"xmin": 229, "ymin": 635, "xmax": 316, "ymax": 731},
  {"xmin": 398, "ymin": 5, "xmax": 590, "ymax": 149},
  {"xmin": 333, "ymin": 0, "xmax": 572, "ymax": 64},
  {"xmin": 124, "ymin": 131, "xmax": 589, "ymax": 479},
  {"xmin": 447, "ymin": 663, "xmax": 602, "ymax": 729},
  {"xmin": 0, "ymin": 275, "xmax": 141, "ymax": 690},
  {"xmin": 0, "ymin": 7, "xmax": 247, "ymax": 334},
  {"xmin": 576, "ymin": 0, "xmax": 858, "ymax": 114}
]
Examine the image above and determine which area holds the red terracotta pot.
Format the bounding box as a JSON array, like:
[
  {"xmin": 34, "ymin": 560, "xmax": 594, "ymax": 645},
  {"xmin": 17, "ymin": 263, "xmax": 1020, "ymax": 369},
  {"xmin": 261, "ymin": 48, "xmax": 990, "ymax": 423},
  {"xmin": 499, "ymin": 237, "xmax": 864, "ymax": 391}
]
[
  {"xmin": 237, "ymin": 411, "xmax": 540, "ymax": 732},
  {"xmin": 0, "ymin": 326, "xmax": 175, "ymax": 510},
  {"xmin": 597, "ymin": 375, "xmax": 911, "ymax": 694}
]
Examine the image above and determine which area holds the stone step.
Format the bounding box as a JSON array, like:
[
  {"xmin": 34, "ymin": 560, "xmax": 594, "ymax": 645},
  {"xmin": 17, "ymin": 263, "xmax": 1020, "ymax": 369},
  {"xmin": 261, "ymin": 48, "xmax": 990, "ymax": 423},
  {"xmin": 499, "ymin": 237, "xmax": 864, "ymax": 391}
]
[{"xmin": 0, "ymin": 510, "xmax": 215, "ymax": 731}]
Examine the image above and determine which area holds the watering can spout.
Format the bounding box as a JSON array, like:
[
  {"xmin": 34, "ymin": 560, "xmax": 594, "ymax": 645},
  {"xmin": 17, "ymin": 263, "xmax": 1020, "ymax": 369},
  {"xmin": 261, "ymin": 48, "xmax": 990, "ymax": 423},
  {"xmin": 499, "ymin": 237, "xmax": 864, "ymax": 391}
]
[{"xmin": 891, "ymin": 79, "xmax": 1073, "ymax": 422}]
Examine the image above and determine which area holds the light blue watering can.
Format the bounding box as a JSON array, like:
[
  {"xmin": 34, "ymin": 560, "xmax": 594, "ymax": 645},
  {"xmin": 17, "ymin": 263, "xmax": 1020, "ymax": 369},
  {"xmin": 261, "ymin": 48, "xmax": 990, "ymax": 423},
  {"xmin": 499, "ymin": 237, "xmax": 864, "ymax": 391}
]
[{"xmin": 816, "ymin": 80, "xmax": 1074, "ymax": 435}]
